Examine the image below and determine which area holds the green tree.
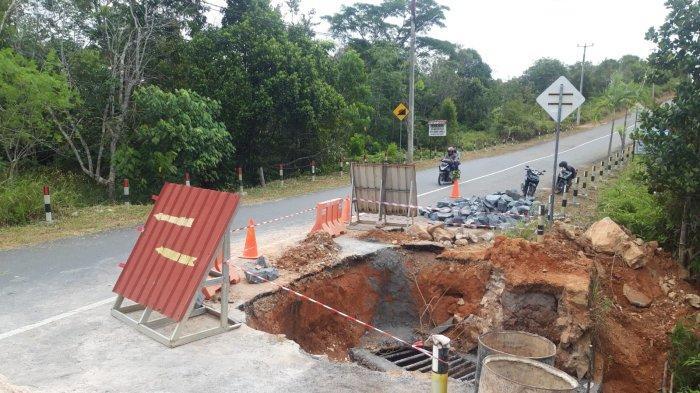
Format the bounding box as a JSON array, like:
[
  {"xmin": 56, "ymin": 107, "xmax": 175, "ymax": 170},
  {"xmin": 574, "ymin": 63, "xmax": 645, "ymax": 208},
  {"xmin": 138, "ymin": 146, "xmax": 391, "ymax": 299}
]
[
  {"xmin": 116, "ymin": 86, "xmax": 233, "ymax": 198},
  {"xmin": 639, "ymin": 0, "xmax": 700, "ymax": 271},
  {"xmin": 521, "ymin": 58, "xmax": 568, "ymax": 93},
  {"xmin": 0, "ymin": 49, "xmax": 72, "ymax": 178},
  {"xmin": 324, "ymin": 0, "xmax": 448, "ymax": 48},
  {"xmin": 185, "ymin": 1, "xmax": 344, "ymax": 175}
]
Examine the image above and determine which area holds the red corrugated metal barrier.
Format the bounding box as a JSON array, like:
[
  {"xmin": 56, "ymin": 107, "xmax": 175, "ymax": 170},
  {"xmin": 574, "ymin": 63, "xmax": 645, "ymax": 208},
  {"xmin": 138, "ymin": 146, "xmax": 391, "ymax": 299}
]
[{"xmin": 112, "ymin": 183, "xmax": 240, "ymax": 322}]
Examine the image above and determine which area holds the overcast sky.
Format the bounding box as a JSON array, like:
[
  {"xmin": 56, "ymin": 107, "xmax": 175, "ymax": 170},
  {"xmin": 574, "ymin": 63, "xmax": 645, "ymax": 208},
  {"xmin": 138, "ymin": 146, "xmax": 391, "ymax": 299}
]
[{"xmin": 205, "ymin": 0, "xmax": 669, "ymax": 80}]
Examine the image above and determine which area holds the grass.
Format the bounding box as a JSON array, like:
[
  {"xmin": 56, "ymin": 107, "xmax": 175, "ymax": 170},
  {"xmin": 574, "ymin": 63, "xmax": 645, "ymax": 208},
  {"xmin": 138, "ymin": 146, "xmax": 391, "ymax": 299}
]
[
  {"xmin": 596, "ymin": 160, "xmax": 670, "ymax": 243},
  {"xmin": 0, "ymin": 203, "xmax": 151, "ymax": 250}
]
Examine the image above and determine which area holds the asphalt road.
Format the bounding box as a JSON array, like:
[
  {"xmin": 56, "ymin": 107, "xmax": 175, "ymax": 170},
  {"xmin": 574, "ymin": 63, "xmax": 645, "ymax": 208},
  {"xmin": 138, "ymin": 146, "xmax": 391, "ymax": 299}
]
[{"xmin": 0, "ymin": 114, "xmax": 632, "ymax": 392}]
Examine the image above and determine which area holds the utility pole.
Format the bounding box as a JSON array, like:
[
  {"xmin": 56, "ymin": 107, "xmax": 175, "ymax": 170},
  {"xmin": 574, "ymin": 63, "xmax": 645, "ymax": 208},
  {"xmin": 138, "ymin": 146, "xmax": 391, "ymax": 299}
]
[
  {"xmin": 549, "ymin": 83, "xmax": 564, "ymax": 222},
  {"xmin": 575, "ymin": 43, "xmax": 593, "ymax": 125},
  {"xmin": 406, "ymin": 0, "xmax": 416, "ymax": 163}
]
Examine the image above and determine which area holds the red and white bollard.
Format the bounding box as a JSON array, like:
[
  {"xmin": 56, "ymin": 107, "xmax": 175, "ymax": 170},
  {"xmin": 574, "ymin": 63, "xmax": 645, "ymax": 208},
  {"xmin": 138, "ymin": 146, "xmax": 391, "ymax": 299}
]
[
  {"xmin": 43, "ymin": 186, "xmax": 52, "ymax": 223},
  {"xmin": 185, "ymin": 171, "xmax": 191, "ymax": 187},
  {"xmin": 237, "ymin": 166, "xmax": 243, "ymax": 193},
  {"xmin": 278, "ymin": 164, "xmax": 284, "ymax": 187},
  {"xmin": 123, "ymin": 179, "xmax": 130, "ymax": 206},
  {"xmin": 311, "ymin": 160, "xmax": 316, "ymax": 182}
]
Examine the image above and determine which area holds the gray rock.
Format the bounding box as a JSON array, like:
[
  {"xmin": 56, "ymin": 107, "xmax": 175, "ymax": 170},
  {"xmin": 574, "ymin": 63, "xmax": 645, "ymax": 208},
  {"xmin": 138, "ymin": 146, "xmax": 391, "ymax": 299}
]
[{"xmin": 505, "ymin": 189, "xmax": 522, "ymax": 200}]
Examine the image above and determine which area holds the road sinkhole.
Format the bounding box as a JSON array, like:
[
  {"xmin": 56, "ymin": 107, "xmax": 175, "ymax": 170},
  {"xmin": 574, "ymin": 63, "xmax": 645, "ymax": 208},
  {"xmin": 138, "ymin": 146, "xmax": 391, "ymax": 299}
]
[{"xmin": 239, "ymin": 233, "xmax": 603, "ymax": 386}]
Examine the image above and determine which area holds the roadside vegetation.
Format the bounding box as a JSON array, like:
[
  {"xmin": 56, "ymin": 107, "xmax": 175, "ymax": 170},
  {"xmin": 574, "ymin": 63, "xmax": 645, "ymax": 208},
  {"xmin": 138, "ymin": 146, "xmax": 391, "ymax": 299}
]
[{"xmin": 0, "ymin": 0, "xmax": 693, "ymax": 262}]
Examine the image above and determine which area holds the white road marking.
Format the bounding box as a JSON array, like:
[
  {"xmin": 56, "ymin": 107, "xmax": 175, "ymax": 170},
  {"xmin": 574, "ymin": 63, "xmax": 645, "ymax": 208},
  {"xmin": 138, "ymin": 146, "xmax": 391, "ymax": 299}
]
[
  {"xmin": 0, "ymin": 129, "xmax": 624, "ymax": 339},
  {"xmin": 0, "ymin": 297, "xmax": 115, "ymax": 341},
  {"xmin": 418, "ymin": 132, "xmax": 613, "ymax": 197}
]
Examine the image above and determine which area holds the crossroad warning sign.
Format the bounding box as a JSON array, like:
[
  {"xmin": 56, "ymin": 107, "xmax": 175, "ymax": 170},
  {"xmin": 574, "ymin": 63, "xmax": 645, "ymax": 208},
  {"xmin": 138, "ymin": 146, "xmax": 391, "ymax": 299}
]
[
  {"xmin": 536, "ymin": 76, "xmax": 585, "ymax": 122},
  {"xmin": 393, "ymin": 102, "xmax": 409, "ymax": 121}
]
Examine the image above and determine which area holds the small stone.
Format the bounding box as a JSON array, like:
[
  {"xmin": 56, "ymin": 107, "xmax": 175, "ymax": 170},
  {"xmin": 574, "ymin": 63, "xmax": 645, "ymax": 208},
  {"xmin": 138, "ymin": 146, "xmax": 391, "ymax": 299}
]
[
  {"xmin": 660, "ymin": 282, "xmax": 671, "ymax": 296},
  {"xmin": 391, "ymin": 240, "xmax": 398, "ymax": 244},
  {"xmin": 623, "ymin": 284, "xmax": 652, "ymax": 307},
  {"xmin": 542, "ymin": 269, "xmax": 547, "ymax": 273},
  {"xmin": 457, "ymin": 298, "xmax": 465, "ymax": 306},
  {"xmin": 668, "ymin": 278, "xmax": 676, "ymax": 286},
  {"xmin": 481, "ymin": 231, "xmax": 495, "ymax": 242},
  {"xmin": 634, "ymin": 238, "xmax": 644, "ymax": 246},
  {"xmin": 669, "ymin": 292, "xmax": 677, "ymax": 299},
  {"xmin": 455, "ymin": 239, "xmax": 470, "ymax": 246},
  {"xmin": 406, "ymin": 224, "xmax": 432, "ymax": 240},
  {"xmin": 427, "ymin": 222, "xmax": 445, "ymax": 235},
  {"xmin": 622, "ymin": 241, "xmax": 646, "ymax": 269},
  {"xmin": 684, "ymin": 294, "xmax": 700, "ymax": 309}
]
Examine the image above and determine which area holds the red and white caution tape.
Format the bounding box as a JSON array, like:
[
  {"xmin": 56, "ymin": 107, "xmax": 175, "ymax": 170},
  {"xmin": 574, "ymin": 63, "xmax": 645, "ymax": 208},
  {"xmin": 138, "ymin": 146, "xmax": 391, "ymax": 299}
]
[
  {"xmin": 239, "ymin": 266, "xmax": 448, "ymax": 366},
  {"xmin": 230, "ymin": 206, "xmax": 316, "ymax": 233},
  {"xmin": 135, "ymin": 207, "xmax": 316, "ymax": 234}
]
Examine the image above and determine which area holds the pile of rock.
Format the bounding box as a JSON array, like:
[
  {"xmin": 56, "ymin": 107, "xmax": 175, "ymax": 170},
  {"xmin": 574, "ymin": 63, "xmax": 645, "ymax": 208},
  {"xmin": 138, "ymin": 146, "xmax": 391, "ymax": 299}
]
[
  {"xmin": 404, "ymin": 222, "xmax": 495, "ymax": 248},
  {"xmin": 419, "ymin": 190, "xmax": 536, "ymax": 228}
]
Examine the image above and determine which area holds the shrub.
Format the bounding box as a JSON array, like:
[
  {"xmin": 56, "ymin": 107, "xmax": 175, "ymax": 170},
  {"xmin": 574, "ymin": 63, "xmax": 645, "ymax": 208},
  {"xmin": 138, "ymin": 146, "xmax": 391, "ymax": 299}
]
[
  {"xmin": 668, "ymin": 321, "xmax": 700, "ymax": 391},
  {"xmin": 597, "ymin": 160, "xmax": 670, "ymax": 243},
  {"xmin": 0, "ymin": 169, "xmax": 105, "ymax": 226}
]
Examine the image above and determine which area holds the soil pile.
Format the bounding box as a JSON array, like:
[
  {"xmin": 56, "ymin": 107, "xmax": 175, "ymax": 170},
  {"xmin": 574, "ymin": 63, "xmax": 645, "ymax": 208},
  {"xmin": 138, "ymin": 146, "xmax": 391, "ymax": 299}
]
[
  {"xmin": 591, "ymin": 235, "xmax": 698, "ymax": 393},
  {"xmin": 245, "ymin": 217, "xmax": 698, "ymax": 392},
  {"xmin": 274, "ymin": 232, "xmax": 339, "ymax": 271}
]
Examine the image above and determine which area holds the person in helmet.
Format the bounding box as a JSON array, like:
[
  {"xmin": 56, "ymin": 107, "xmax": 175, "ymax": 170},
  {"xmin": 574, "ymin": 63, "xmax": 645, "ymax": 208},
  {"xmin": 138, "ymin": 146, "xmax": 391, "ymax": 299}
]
[
  {"xmin": 443, "ymin": 146, "xmax": 460, "ymax": 171},
  {"xmin": 558, "ymin": 161, "xmax": 577, "ymax": 183}
]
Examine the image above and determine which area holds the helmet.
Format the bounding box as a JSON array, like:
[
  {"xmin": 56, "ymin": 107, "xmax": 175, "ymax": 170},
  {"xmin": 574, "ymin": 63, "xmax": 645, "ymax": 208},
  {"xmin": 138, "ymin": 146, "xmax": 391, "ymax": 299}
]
[
  {"xmin": 559, "ymin": 161, "xmax": 568, "ymax": 168},
  {"xmin": 447, "ymin": 146, "xmax": 455, "ymax": 154}
]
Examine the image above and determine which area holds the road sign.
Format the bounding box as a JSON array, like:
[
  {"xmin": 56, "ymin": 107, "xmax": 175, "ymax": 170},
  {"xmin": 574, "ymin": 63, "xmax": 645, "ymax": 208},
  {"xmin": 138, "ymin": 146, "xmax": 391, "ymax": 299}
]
[
  {"xmin": 428, "ymin": 120, "xmax": 447, "ymax": 137},
  {"xmin": 536, "ymin": 76, "xmax": 585, "ymax": 122},
  {"xmin": 393, "ymin": 102, "xmax": 409, "ymax": 121}
]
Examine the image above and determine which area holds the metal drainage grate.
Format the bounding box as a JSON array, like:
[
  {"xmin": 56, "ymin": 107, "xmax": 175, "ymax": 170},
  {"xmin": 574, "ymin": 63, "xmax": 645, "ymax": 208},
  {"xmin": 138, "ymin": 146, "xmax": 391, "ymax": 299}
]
[{"xmin": 374, "ymin": 347, "xmax": 477, "ymax": 382}]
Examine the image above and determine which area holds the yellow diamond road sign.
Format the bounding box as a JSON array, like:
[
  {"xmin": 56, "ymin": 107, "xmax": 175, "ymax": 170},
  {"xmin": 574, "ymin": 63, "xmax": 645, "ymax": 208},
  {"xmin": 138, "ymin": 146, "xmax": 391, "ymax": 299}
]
[{"xmin": 393, "ymin": 103, "xmax": 409, "ymax": 121}]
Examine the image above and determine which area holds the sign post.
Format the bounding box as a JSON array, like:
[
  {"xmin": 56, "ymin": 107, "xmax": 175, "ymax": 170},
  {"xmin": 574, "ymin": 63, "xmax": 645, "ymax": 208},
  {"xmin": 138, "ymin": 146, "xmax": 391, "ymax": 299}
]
[
  {"xmin": 536, "ymin": 76, "xmax": 585, "ymax": 222},
  {"xmin": 428, "ymin": 120, "xmax": 447, "ymax": 137},
  {"xmin": 393, "ymin": 102, "xmax": 409, "ymax": 152}
]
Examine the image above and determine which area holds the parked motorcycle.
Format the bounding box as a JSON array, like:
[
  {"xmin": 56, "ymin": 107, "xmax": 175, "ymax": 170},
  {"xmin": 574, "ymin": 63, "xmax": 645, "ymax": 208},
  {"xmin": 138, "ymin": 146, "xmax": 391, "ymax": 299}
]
[
  {"xmin": 521, "ymin": 166, "xmax": 545, "ymax": 197},
  {"xmin": 438, "ymin": 159, "xmax": 460, "ymax": 185},
  {"xmin": 555, "ymin": 169, "xmax": 575, "ymax": 194}
]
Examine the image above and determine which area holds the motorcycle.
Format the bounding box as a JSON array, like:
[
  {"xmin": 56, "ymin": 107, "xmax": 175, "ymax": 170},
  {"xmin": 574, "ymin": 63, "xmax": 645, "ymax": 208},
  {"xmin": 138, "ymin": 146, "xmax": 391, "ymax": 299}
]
[
  {"xmin": 521, "ymin": 166, "xmax": 545, "ymax": 197},
  {"xmin": 438, "ymin": 159, "xmax": 460, "ymax": 185},
  {"xmin": 555, "ymin": 169, "xmax": 575, "ymax": 194}
]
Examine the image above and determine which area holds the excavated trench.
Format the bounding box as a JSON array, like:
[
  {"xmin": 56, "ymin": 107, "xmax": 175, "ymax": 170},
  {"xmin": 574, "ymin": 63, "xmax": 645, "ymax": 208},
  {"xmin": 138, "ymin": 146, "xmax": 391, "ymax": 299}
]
[{"xmin": 241, "ymin": 246, "xmax": 584, "ymax": 382}]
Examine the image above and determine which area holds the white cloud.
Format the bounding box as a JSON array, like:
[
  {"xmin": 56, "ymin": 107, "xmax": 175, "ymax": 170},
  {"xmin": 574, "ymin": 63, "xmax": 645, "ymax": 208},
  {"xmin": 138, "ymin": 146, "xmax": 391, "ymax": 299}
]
[{"xmin": 205, "ymin": 0, "xmax": 668, "ymax": 80}]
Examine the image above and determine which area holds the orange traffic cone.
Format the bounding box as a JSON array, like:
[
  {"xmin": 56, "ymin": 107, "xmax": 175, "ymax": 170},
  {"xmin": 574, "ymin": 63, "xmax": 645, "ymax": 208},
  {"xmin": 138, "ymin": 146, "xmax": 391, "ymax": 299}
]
[
  {"xmin": 241, "ymin": 218, "xmax": 261, "ymax": 259},
  {"xmin": 450, "ymin": 179, "xmax": 461, "ymax": 199},
  {"xmin": 341, "ymin": 196, "xmax": 351, "ymax": 224}
]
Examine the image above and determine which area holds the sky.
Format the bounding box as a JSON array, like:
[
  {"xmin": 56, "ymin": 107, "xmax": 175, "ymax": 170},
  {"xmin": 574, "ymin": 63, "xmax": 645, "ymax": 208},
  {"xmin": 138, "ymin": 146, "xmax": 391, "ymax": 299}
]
[{"xmin": 205, "ymin": 0, "xmax": 669, "ymax": 80}]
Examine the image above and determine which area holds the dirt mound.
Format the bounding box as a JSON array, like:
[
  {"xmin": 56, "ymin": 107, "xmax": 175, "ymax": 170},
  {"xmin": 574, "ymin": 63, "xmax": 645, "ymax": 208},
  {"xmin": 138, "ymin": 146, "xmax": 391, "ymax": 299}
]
[
  {"xmin": 593, "ymin": 242, "xmax": 698, "ymax": 393},
  {"xmin": 358, "ymin": 229, "xmax": 414, "ymax": 244},
  {"xmin": 274, "ymin": 232, "xmax": 339, "ymax": 271}
]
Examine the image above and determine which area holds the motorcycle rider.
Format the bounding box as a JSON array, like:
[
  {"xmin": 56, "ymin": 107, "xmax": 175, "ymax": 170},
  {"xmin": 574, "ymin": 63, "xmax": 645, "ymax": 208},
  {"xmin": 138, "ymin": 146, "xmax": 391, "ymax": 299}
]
[
  {"xmin": 442, "ymin": 146, "xmax": 460, "ymax": 171},
  {"xmin": 558, "ymin": 161, "xmax": 577, "ymax": 185}
]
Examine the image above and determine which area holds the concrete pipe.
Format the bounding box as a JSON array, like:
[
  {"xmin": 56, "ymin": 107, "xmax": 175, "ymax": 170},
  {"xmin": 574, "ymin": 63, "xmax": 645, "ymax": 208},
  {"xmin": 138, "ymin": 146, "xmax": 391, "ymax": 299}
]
[
  {"xmin": 478, "ymin": 355, "xmax": 578, "ymax": 393},
  {"xmin": 475, "ymin": 331, "xmax": 557, "ymax": 392}
]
